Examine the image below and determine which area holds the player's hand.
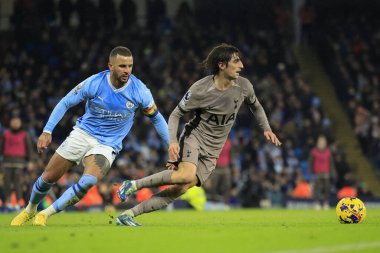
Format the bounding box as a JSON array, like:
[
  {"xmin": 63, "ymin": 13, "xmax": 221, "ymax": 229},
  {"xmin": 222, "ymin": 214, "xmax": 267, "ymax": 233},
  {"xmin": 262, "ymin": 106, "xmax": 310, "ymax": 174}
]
[
  {"xmin": 264, "ymin": 131, "xmax": 281, "ymax": 146},
  {"xmin": 166, "ymin": 160, "xmax": 178, "ymax": 170},
  {"xmin": 168, "ymin": 142, "xmax": 180, "ymax": 162},
  {"xmin": 37, "ymin": 132, "xmax": 52, "ymax": 154}
]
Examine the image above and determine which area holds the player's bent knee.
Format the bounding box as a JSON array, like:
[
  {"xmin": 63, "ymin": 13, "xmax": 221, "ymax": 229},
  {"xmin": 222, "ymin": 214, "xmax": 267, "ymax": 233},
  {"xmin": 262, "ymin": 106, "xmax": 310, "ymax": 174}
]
[
  {"xmin": 174, "ymin": 172, "xmax": 197, "ymax": 184},
  {"xmin": 175, "ymin": 162, "xmax": 197, "ymax": 184},
  {"xmin": 42, "ymin": 171, "xmax": 59, "ymax": 183}
]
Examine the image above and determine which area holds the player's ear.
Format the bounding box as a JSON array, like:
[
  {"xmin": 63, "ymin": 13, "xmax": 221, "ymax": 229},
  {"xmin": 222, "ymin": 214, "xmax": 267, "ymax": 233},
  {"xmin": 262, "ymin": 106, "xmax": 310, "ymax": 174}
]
[
  {"xmin": 218, "ymin": 62, "xmax": 226, "ymax": 70},
  {"xmin": 108, "ymin": 62, "xmax": 113, "ymax": 70}
]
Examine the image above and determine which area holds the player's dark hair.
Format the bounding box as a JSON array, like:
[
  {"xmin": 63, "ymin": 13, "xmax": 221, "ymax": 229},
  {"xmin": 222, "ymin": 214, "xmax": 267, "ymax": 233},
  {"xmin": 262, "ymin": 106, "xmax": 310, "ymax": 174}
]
[
  {"xmin": 202, "ymin": 43, "xmax": 241, "ymax": 75},
  {"xmin": 109, "ymin": 46, "xmax": 132, "ymax": 60}
]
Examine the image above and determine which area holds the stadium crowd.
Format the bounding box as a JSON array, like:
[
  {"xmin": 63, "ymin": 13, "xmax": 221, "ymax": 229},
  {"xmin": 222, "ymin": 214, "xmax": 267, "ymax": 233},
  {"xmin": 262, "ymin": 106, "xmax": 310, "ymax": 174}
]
[
  {"xmin": 0, "ymin": 0, "xmax": 370, "ymax": 211},
  {"xmin": 313, "ymin": 3, "xmax": 380, "ymax": 177}
]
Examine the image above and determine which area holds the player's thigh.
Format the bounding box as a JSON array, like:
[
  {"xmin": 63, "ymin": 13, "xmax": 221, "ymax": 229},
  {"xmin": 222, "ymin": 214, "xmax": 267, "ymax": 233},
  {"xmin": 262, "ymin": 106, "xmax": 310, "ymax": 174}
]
[
  {"xmin": 83, "ymin": 154, "xmax": 111, "ymax": 180},
  {"xmin": 176, "ymin": 134, "xmax": 200, "ymax": 181},
  {"xmin": 196, "ymin": 155, "xmax": 217, "ymax": 187},
  {"xmin": 82, "ymin": 144, "xmax": 116, "ymax": 179},
  {"xmin": 56, "ymin": 128, "xmax": 92, "ymax": 165},
  {"xmin": 44, "ymin": 153, "xmax": 75, "ymax": 182},
  {"xmin": 83, "ymin": 154, "xmax": 109, "ymax": 180}
]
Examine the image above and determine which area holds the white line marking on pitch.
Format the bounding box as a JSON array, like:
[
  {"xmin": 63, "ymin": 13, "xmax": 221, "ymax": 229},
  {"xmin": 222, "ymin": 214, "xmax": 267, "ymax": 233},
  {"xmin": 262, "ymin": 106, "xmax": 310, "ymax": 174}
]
[{"xmin": 267, "ymin": 242, "xmax": 380, "ymax": 253}]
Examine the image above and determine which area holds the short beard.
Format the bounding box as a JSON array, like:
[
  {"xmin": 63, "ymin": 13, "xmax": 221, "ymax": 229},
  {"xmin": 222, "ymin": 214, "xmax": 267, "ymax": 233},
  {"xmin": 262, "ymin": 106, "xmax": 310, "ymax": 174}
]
[{"xmin": 111, "ymin": 73, "xmax": 126, "ymax": 87}]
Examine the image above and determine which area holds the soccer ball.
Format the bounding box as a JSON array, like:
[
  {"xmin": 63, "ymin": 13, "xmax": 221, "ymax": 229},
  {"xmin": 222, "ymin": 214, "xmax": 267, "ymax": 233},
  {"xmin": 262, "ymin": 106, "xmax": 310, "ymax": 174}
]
[{"xmin": 335, "ymin": 197, "xmax": 366, "ymax": 224}]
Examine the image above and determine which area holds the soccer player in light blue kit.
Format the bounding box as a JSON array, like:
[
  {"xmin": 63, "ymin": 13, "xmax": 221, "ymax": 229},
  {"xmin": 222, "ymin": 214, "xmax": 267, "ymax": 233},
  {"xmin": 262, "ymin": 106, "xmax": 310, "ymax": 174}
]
[{"xmin": 11, "ymin": 46, "xmax": 169, "ymax": 226}]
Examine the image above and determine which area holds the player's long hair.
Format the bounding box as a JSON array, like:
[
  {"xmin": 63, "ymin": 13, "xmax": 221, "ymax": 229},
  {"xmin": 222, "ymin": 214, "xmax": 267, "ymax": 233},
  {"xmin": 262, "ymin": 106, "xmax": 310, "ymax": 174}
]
[{"xmin": 201, "ymin": 43, "xmax": 241, "ymax": 75}]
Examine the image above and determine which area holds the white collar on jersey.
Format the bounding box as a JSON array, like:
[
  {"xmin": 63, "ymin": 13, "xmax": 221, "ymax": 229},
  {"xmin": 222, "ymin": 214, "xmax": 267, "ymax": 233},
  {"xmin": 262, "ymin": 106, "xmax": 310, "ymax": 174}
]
[{"xmin": 107, "ymin": 73, "xmax": 131, "ymax": 92}]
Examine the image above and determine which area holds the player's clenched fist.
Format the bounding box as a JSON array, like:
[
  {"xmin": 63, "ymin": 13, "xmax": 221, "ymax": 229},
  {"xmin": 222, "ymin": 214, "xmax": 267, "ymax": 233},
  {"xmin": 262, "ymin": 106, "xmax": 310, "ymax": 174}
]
[{"xmin": 37, "ymin": 132, "xmax": 52, "ymax": 153}]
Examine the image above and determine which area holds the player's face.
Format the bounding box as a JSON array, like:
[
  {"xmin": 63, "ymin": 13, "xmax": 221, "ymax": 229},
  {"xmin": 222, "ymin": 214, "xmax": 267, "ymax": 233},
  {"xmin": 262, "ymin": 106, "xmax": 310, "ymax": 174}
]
[
  {"xmin": 222, "ymin": 53, "xmax": 244, "ymax": 80},
  {"xmin": 109, "ymin": 54, "xmax": 133, "ymax": 85}
]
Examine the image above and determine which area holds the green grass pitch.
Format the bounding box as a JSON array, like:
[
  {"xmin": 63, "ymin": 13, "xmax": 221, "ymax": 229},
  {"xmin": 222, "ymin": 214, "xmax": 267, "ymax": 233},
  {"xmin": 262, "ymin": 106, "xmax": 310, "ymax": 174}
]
[{"xmin": 1, "ymin": 209, "xmax": 380, "ymax": 253}]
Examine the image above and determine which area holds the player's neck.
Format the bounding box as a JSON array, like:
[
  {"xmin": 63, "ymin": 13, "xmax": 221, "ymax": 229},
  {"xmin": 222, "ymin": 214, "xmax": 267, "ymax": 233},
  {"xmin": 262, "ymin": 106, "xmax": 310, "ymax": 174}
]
[{"xmin": 213, "ymin": 74, "xmax": 232, "ymax": 91}]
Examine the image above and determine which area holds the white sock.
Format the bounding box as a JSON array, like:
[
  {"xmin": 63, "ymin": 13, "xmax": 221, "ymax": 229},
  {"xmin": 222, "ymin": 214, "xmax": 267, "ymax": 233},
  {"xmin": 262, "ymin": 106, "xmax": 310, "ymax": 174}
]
[
  {"xmin": 25, "ymin": 202, "xmax": 38, "ymax": 214},
  {"xmin": 40, "ymin": 205, "xmax": 58, "ymax": 217}
]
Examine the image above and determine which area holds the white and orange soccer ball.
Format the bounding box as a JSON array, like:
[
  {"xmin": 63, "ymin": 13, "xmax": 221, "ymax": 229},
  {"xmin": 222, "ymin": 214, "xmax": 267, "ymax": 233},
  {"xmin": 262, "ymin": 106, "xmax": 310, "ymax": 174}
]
[{"xmin": 336, "ymin": 197, "xmax": 366, "ymax": 224}]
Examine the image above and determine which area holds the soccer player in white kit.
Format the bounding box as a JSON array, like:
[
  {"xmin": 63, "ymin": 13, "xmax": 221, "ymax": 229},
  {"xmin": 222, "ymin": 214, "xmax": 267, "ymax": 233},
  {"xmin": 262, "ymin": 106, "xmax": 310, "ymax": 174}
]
[{"xmin": 11, "ymin": 46, "xmax": 169, "ymax": 226}]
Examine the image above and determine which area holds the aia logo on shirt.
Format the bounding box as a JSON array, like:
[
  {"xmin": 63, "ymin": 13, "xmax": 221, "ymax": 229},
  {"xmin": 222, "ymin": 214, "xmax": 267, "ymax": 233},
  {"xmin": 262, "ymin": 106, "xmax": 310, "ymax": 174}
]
[{"xmin": 206, "ymin": 113, "xmax": 236, "ymax": 126}]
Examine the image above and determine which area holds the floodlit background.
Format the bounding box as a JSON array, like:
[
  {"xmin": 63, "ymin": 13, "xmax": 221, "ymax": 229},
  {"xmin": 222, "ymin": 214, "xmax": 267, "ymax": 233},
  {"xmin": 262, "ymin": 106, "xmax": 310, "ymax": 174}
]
[{"xmin": 0, "ymin": 0, "xmax": 380, "ymax": 213}]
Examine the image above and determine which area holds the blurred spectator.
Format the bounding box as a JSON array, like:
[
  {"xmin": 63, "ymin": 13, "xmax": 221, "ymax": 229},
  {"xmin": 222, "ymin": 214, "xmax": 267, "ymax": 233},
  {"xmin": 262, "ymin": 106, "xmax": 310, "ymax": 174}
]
[
  {"xmin": 0, "ymin": 117, "xmax": 34, "ymax": 210},
  {"xmin": 292, "ymin": 180, "xmax": 312, "ymax": 199},
  {"xmin": 292, "ymin": 168, "xmax": 312, "ymax": 199},
  {"xmin": 334, "ymin": 151, "xmax": 351, "ymax": 190},
  {"xmin": 314, "ymin": 4, "xmax": 380, "ymax": 176},
  {"xmin": 309, "ymin": 135, "xmax": 335, "ymax": 210},
  {"xmin": 337, "ymin": 186, "xmax": 357, "ymax": 200},
  {"xmin": 239, "ymin": 167, "xmax": 265, "ymax": 208}
]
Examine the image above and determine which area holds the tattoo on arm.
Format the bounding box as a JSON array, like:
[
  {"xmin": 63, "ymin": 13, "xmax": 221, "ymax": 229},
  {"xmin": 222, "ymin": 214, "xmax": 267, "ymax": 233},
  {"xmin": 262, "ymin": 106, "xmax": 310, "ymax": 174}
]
[{"xmin": 93, "ymin": 155, "xmax": 110, "ymax": 174}]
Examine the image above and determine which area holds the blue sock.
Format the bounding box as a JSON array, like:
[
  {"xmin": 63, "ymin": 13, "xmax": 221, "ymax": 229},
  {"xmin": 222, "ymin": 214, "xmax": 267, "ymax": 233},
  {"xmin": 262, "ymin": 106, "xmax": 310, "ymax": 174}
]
[
  {"xmin": 53, "ymin": 174, "xmax": 97, "ymax": 212},
  {"xmin": 30, "ymin": 175, "xmax": 55, "ymax": 204}
]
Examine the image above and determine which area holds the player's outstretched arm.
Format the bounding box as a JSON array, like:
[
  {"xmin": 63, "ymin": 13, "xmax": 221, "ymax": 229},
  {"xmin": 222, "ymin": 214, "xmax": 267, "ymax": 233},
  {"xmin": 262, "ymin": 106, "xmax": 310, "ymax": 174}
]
[
  {"xmin": 147, "ymin": 112, "xmax": 169, "ymax": 148},
  {"xmin": 263, "ymin": 131, "xmax": 281, "ymax": 146},
  {"xmin": 165, "ymin": 105, "xmax": 187, "ymax": 170},
  {"xmin": 37, "ymin": 132, "xmax": 52, "ymax": 154},
  {"xmin": 168, "ymin": 106, "xmax": 184, "ymax": 144},
  {"xmin": 44, "ymin": 77, "xmax": 96, "ymax": 136},
  {"xmin": 248, "ymin": 98, "xmax": 281, "ymax": 146}
]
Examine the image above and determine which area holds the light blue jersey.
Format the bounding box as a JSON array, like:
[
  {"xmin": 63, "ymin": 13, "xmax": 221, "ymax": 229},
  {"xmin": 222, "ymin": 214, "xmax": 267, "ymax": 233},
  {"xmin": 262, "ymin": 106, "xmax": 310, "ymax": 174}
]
[{"xmin": 44, "ymin": 70, "xmax": 169, "ymax": 152}]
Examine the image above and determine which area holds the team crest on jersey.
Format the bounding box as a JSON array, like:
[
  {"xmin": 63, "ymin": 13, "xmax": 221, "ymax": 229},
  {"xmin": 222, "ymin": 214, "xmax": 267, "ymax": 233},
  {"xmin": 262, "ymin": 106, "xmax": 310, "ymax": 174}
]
[{"xmin": 126, "ymin": 101, "xmax": 135, "ymax": 108}]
